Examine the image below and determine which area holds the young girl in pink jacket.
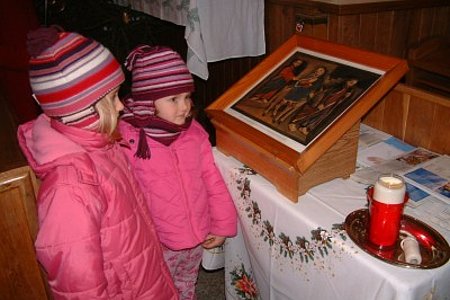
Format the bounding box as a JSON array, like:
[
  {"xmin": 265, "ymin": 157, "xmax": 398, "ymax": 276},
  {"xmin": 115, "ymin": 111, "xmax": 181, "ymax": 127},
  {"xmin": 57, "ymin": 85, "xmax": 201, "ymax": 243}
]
[
  {"xmin": 119, "ymin": 45, "xmax": 237, "ymax": 299},
  {"xmin": 18, "ymin": 28, "xmax": 178, "ymax": 299}
]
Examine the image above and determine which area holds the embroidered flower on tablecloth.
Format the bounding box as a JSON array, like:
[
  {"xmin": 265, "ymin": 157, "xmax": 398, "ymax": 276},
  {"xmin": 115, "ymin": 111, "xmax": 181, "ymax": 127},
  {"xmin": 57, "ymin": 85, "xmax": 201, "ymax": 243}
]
[
  {"xmin": 311, "ymin": 228, "xmax": 333, "ymax": 257},
  {"xmin": 332, "ymin": 223, "xmax": 348, "ymax": 241},
  {"xmin": 295, "ymin": 237, "xmax": 315, "ymax": 263},
  {"xmin": 236, "ymin": 175, "xmax": 252, "ymax": 201},
  {"xmin": 279, "ymin": 232, "xmax": 295, "ymax": 258},
  {"xmin": 230, "ymin": 264, "xmax": 259, "ymax": 300},
  {"xmin": 261, "ymin": 220, "xmax": 275, "ymax": 246},
  {"xmin": 246, "ymin": 201, "xmax": 261, "ymax": 225}
]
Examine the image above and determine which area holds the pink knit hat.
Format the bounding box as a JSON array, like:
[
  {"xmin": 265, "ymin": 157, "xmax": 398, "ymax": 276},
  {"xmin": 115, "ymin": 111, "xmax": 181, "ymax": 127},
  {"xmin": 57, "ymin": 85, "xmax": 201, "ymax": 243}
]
[
  {"xmin": 125, "ymin": 45, "xmax": 194, "ymax": 108},
  {"xmin": 121, "ymin": 45, "xmax": 194, "ymax": 159},
  {"xmin": 28, "ymin": 27, "xmax": 125, "ymax": 129}
]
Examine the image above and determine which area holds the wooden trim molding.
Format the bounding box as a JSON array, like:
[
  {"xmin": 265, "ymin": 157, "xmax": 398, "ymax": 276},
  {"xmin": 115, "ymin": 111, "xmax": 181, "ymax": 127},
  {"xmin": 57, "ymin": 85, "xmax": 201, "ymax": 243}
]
[
  {"xmin": 296, "ymin": 13, "xmax": 329, "ymax": 26},
  {"xmin": 267, "ymin": 0, "xmax": 450, "ymax": 15}
]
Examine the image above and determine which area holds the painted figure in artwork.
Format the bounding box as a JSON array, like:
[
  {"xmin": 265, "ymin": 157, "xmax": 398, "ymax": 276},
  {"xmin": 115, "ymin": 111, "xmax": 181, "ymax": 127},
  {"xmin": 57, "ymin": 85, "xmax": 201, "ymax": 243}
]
[
  {"xmin": 249, "ymin": 58, "xmax": 308, "ymax": 104},
  {"xmin": 288, "ymin": 78, "xmax": 360, "ymax": 135},
  {"xmin": 267, "ymin": 66, "xmax": 327, "ymax": 124}
]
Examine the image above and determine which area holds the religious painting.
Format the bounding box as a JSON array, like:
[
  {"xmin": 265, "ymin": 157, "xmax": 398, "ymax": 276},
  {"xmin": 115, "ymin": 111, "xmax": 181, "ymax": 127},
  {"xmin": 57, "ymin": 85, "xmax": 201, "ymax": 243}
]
[{"xmin": 226, "ymin": 49, "xmax": 383, "ymax": 149}]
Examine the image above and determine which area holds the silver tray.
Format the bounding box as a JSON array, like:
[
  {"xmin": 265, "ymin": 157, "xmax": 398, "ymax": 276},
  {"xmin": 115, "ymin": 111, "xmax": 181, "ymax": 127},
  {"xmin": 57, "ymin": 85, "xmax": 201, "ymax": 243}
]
[{"xmin": 344, "ymin": 209, "xmax": 450, "ymax": 269}]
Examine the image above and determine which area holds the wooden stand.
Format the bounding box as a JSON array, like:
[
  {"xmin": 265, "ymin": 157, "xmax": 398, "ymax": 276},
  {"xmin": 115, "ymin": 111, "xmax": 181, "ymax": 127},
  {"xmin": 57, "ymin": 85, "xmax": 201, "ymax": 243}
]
[
  {"xmin": 213, "ymin": 119, "xmax": 359, "ymax": 201},
  {"xmin": 207, "ymin": 34, "xmax": 408, "ymax": 202}
]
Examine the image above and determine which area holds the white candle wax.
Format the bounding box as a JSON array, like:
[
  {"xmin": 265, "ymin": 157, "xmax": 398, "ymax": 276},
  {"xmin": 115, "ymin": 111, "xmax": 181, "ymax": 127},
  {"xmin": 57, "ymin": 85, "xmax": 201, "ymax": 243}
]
[{"xmin": 373, "ymin": 174, "xmax": 406, "ymax": 204}]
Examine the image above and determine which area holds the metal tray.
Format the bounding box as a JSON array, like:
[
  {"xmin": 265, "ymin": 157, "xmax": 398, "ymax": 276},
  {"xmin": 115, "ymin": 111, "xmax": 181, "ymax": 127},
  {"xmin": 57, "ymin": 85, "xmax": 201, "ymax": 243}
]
[{"xmin": 344, "ymin": 209, "xmax": 450, "ymax": 269}]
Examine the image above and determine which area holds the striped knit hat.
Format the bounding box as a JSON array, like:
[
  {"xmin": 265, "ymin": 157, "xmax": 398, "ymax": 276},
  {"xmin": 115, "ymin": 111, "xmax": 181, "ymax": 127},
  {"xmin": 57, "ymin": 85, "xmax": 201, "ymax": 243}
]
[
  {"xmin": 121, "ymin": 45, "xmax": 194, "ymax": 159},
  {"xmin": 125, "ymin": 45, "xmax": 194, "ymax": 108},
  {"xmin": 28, "ymin": 28, "xmax": 125, "ymax": 129}
]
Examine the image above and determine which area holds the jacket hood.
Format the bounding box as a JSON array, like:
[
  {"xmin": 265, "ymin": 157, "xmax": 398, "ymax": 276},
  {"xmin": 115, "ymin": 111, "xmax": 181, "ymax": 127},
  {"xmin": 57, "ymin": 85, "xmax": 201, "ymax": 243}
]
[{"xmin": 17, "ymin": 114, "xmax": 111, "ymax": 177}]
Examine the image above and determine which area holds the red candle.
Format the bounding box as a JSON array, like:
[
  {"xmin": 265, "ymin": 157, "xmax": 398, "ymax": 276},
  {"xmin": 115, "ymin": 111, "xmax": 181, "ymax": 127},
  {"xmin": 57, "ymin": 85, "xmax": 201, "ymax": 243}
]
[{"xmin": 368, "ymin": 174, "xmax": 408, "ymax": 248}]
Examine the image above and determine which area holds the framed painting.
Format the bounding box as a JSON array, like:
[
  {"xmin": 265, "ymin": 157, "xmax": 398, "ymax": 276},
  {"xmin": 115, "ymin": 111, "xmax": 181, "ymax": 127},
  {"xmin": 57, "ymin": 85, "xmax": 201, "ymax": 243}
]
[
  {"xmin": 206, "ymin": 34, "xmax": 408, "ymax": 202},
  {"xmin": 228, "ymin": 48, "xmax": 382, "ymax": 150}
]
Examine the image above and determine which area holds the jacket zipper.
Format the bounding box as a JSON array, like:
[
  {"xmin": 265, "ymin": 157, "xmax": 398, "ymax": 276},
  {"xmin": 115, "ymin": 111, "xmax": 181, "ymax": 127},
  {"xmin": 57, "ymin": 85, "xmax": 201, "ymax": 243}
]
[{"xmin": 170, "ymin": 147, "xmax": 203, "ymax": 244}]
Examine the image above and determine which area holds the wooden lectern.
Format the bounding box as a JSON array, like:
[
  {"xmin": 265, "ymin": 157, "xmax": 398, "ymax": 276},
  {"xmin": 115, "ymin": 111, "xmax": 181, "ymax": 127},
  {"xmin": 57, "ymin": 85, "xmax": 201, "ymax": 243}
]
[{"xmin": 206, "ymin": 34, "xmax": 408, "ymax": 202}]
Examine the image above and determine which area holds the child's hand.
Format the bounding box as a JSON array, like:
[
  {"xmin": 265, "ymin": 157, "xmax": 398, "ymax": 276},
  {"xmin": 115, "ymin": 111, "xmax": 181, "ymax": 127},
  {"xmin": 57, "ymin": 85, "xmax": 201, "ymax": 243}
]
[{"xmin": 202, "ymin": 235, "xmax": 226, "ymax": 249}]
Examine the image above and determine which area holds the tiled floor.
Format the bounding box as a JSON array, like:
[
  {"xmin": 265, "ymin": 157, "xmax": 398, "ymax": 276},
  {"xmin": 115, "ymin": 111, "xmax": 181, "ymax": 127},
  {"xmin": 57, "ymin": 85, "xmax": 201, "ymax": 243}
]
[{"xmin": 196, "ymin": 267, "xmax": 225, "ymax": 300}]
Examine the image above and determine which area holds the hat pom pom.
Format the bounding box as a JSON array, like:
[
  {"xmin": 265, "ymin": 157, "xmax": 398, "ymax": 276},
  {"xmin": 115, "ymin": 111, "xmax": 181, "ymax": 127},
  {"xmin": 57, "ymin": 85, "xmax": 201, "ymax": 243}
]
[
  {"xmin": 26, "ymin": 25, "xmax": 62, "ymax": 57},
  {"xmin": 124, "ymin": 45, "xmax": 159, "ymax": 71}
]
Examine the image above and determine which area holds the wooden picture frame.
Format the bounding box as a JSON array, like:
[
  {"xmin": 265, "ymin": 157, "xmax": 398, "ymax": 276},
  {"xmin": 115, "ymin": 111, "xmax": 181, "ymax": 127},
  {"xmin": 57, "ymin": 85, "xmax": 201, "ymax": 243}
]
[{"xmin": 206, "ymin": 34, "xmax": 408, "ymax": 202}]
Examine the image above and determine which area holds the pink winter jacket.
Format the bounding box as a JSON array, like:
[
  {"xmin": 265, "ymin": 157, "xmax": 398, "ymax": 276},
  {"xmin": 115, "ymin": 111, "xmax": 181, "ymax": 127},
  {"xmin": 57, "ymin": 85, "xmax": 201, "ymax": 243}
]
[
  {"xmin": 119, "ymin": 120, "xmax": 237, "ymax": 250},
  {"xmin": 17, "ymin": 114, "xmax": 178, "ymax": 300}
]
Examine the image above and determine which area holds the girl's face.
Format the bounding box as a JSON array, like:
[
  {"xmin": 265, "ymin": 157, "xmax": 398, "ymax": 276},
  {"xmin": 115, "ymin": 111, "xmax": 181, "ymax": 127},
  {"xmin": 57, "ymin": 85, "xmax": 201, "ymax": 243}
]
[
  {"xmin": 155, "ymin": 92, "xmax": 192, "ymax": 125},
  {"xmin": 110, "ymin": 88, "xmax": 124, "ymax": 114},
  {"xmin": 94, "ymin": 86, "xmax": 123, "ymax": 137}
]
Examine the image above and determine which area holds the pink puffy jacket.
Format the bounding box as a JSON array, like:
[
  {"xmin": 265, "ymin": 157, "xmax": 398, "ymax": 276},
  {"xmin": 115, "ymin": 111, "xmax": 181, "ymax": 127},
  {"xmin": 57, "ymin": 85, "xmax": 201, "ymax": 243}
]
[
  {"xmin": 119, "ymin": 120, "xmax": 237, "ymax": 250},
  {"xmin": 17, "ymin": 115, "xmax": 178, "ymax": 300}
]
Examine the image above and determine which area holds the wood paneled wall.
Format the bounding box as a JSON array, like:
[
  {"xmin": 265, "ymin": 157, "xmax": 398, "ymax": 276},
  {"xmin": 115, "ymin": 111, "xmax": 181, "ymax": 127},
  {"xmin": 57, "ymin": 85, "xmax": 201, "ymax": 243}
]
[
  {"xmin": 363, "ymin": 83, "xmax": 450, "ymax": 154},
  {"xmin": 0, "ymin": 93, "xmax": 26, "ymax": 172},
  {"xmin": 266, "ymin": 0, "xmax": 450, "ymax": 59}
]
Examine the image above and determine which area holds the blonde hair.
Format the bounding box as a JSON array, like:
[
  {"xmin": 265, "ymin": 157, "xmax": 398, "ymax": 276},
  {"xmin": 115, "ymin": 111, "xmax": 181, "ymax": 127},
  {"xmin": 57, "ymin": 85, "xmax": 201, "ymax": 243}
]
[{"xmin": 95, "ymin": 91, "xmax": 121, "ymax": 141}]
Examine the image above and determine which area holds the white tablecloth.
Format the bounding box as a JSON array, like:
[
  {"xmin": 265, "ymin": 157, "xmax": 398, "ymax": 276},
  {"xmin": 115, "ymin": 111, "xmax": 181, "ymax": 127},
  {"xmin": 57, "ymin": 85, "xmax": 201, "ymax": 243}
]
[
  {"xmin": 213, "ymin": 149, "xmax": 450, "ymax": 300},
  {"xmin": 114, "ymin": 0, "xmax": 266, "ymax": 80}
]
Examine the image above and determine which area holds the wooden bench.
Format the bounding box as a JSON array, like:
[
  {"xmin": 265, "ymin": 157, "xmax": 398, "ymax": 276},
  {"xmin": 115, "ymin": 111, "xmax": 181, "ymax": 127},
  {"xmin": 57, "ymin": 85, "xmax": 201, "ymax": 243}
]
[{"xmin": 0, "ymin": 166, "xmax": 50, "ymax": 299}]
